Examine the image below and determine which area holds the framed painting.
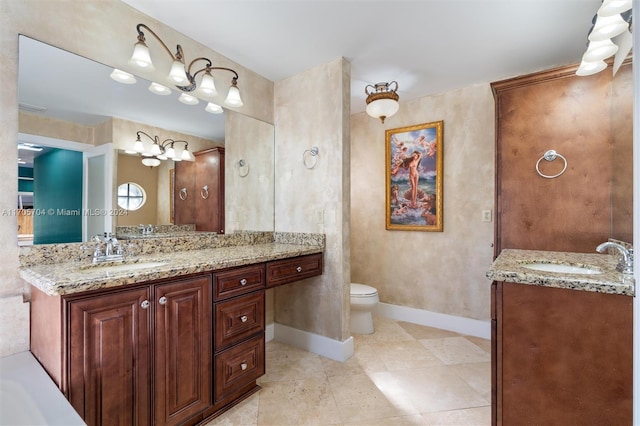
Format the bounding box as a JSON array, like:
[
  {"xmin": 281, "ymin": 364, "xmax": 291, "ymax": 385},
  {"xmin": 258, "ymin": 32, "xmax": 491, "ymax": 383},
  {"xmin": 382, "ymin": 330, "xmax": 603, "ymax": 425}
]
[{"xmin": 385, "ymin": 120, "xmax": 443, "ymax": 231}]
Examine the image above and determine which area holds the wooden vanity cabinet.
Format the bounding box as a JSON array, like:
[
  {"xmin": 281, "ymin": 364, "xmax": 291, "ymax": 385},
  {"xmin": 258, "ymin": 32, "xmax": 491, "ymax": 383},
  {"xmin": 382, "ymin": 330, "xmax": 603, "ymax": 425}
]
[
  {"xmin": 31, "ymin": 274, "xmax": 212, "ymax": 426},
  {"xmin": 266, "ymin": 253, "xmax": 323, "ymax": 287},
  {"xmin": 492, "ymin": 281, "xmax": 632, "ymax": 425},
  {"xmin": 174, "ymin": 147, "xmax": 225, "ymax": 233}
]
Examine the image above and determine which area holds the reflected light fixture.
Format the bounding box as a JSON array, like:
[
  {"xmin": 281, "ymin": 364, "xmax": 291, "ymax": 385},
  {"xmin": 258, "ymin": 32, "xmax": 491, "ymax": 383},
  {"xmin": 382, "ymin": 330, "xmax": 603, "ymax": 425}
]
[
  {"xmin": 131, "ymin": 130, "xmax": 196, "ymax": 167},
  {"xmin": 365, "ymin": 81, "xmax": 400, "ymax": 123},
  {"xmin": 112, "ymin": 23, "xmax": 244, "ymax": 114}
]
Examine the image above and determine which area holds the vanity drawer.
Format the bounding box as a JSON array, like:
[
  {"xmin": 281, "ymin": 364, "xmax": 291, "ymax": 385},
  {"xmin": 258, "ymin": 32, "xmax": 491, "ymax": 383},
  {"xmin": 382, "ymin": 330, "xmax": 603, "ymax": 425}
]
[
  {"xmin": 266, "ymin": 253, "xmax": 323, "ymax": 287},
  {"xmin": 214, "ymin": 264, "xmax": 265, "ymax": 301},
  {"xmin": 214, "ymin": 334, "xmax": 265, "ymax": 402},
  {"xmin": 214, "ymin": 292, "xmax": 265, "ymax": 351}
]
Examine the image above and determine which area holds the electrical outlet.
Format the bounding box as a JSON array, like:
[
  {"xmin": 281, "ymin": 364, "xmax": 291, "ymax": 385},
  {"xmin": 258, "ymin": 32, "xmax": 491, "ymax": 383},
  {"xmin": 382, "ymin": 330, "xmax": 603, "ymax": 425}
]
[{"xmin": 482, "ymin": 210, "xmax": 492, "ymax": 222}]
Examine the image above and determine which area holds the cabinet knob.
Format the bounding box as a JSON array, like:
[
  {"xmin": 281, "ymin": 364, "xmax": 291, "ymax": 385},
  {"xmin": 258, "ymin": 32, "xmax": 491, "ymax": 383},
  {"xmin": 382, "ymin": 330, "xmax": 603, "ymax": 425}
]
[
  {"xmin": 158, "ymin": 296, "xmax": 167, "ymax": 305},
  {"xmin": 296, "ymin": 266, "xmax": 302, "ymax": 273},
  {"xmin": 240, "ymin": 363, "xmax": 248, "ymax": 371},
  {"xmin": 240, "ymin": 278, "xmax": 247, "ymax": 286},
  {"xmin": 140, "ymin": 300, "xmax": 150, "ymax": 309},
  {"xmin": 240, "ymin": 315, "xmax": 248, "ymax": 323}
]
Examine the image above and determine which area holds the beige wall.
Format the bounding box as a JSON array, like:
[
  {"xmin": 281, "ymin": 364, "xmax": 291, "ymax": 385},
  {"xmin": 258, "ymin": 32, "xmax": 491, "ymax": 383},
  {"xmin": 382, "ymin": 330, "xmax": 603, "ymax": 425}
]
[
  {"xmin": 117, "ymin": 153, "xmax": 158, "ymax": 225},
  {"xmin": 350, "ymin": 83, "xmax": 495, "ymax": 321},
  {"xmin": 0, "ymin": 0, "xmax": 274, "ymax": 357},
  {"xmin": 273, "ymin": 58, "xmax": 351, "ymax": 341}
]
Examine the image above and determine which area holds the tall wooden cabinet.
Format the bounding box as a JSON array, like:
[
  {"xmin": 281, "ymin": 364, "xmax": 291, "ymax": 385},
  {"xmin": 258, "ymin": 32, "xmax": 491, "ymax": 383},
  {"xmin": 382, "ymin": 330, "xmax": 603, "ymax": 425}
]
[{"xmin": 174, "ymin": 147, "xmax": 225, "ymax": 233}]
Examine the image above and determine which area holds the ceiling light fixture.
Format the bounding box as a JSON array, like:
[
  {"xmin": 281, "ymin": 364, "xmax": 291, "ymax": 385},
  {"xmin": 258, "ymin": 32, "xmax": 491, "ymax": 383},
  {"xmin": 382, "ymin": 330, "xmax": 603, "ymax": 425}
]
[
  {"xmin": 112, "ymin": 23, "xmax": 244, "ymax": 114},
  {"xmin": 365, "ymin": 81, "xmax": 400, "ymax": 123},
  {"xmin": 132, "ymin": 130, "xmax": 196, "ymax": 168},
  {"xmin": 18, "ymin": 143, "xmax": 43, "ymax": 152}
]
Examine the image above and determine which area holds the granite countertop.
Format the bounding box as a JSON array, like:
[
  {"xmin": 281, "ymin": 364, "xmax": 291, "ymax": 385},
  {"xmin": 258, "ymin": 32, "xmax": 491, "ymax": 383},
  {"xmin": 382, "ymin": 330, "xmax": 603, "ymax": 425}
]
[
  {"xmin": 20, "ymin": 243, "xmax": 323, "ymax": 296},
  {"xmin": 486, "ymin": 249, "xmax": 635, "ymax": 296}
]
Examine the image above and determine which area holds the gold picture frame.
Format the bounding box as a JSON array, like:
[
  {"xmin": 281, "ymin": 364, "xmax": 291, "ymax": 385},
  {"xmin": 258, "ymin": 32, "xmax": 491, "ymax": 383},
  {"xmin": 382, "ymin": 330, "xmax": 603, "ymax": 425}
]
[{"xmin": 385, "ymin": 120, "xmax": 444, "ymax": 232}]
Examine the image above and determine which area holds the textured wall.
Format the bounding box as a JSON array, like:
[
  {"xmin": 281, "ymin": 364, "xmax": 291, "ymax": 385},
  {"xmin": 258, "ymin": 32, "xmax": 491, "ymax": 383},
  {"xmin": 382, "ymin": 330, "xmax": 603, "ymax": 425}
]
[
  {"xmin": 351, "ymin": 84, "xmax": 495, "ymax": 321},
  {"xmin": 0, "ymin": 0, "xmax": 274, "ymax": 356},
  {"xmin": 116, "ymin": 153, "xmax": 158, "ymax": 225},
  {"xmin": 274, "ymin": 58, "xmax": 351, "ymax": 341}
]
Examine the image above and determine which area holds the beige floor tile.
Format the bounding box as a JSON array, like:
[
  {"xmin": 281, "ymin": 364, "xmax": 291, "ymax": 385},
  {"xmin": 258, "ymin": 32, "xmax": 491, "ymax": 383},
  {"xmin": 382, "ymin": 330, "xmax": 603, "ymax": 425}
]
[
  {"xmin": 329, "ymin": 372, "xmax": 417, "ymax": 423},
  {"xmin": 370, "ymin": 340, "xmax": 444, "ymax": 371},
  {"xmin": 419, "ymin": 406, "xmax": 491, "ymax": 425},
  {"xmin": 258, "ymin": 378, "xmax": 342, "ymax": 425},
  {"xmin": 450, "ymin": 362, "xmax": 492, "ymax": 402},
  {"xmin": 397, "ymin": 321, "xmax": 461, "ymax": 340},
  {"xmin": 464, "ymin": 336, "xmax": 492, "ymax": 353},
  {"xmin": 419, "ymin": 337, "xmax": 491, "ymax": 365},
  {"xmin": 204, "ymin": 393, "xmax": 259, "ymax": 426},
  {"xmin": 261, "ymin": 342, "xmax": 325, "ymax": 383},
  {"xmin": 350, "ymin": 343, "xmax": 389, "ymax": 374},
  {"xmin": 388, "ymin": 365, "xmax": 489, "ymax": 413},
  {"xmin": 343, "ymin": 413, "xmax": 427, "ymax": 425},
  {"xmin": 357, "ymin": 316, "xmax": 415, "ymax": 344},
  {"xmin": 321, "ymin": 352, "xmax": 367, "ymax": 377}
]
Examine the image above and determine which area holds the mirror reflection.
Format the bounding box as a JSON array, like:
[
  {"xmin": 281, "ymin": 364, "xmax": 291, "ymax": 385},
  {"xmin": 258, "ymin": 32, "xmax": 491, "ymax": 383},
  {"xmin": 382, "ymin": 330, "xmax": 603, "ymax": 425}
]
[{"xmin": 17, "ymin": 35, "xmax": 275, "ymax": 245}]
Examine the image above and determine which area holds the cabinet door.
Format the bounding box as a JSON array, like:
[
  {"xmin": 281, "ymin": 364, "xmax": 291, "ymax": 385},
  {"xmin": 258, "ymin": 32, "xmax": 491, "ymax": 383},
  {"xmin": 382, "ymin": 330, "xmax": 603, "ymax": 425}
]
[
  {"xmin": 194, "ymin": 148, "xmax": 225, "ymax": 233},
  {"xmin": 68, "ymin": 287, "xmax": 151, "ymax": 426},
  {"xmin": 174, "ymin": 160, "xmax": 195, "ymax": 225},
  {"xmin": 154, "ymin": 275, "xmax": 212, "ymax": 426}
]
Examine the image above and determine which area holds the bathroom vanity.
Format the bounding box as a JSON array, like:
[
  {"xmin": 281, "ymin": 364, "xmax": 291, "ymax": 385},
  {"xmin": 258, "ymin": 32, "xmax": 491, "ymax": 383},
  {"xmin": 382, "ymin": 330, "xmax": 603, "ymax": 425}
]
[
  {"xmin": 486, "ymin": 249, "xmax": 633, "ymax": 426},
  {"xmin": 20, "ymin": 233, "xmax": 323, "ymax": 426}
]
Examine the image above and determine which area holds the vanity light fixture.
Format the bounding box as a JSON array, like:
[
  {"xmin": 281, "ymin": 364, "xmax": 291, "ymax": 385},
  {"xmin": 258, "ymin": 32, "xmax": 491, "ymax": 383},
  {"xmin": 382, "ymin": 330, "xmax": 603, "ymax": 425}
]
[
  {"xmin": 114, "ymin": 23, "xmax": 244, "ymax": 114},
  {"xmin": 132, "ymin": 130, "xmax": 196, "ymax": 168},
  {"xmin": 365, "ymin": 81, "xmax": 400, "ymax": 123},
  {"xmin": 576, "ymin": 5, "xmax": 632, "ymax": 76}
]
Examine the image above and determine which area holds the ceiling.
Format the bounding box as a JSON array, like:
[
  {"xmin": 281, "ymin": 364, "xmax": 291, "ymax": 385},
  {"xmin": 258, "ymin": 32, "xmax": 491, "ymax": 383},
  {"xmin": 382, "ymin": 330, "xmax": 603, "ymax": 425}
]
[{"xmin": 120, "ymin": 0, "xmax": 604, "ymax": 113}]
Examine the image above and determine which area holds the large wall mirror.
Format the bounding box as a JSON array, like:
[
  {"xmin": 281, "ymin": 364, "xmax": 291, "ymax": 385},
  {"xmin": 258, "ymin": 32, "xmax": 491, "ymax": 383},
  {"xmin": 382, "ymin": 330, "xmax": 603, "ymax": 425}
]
[{"xmin": 17, "ymin": 35, "xmax": 274, "ymax": 245}]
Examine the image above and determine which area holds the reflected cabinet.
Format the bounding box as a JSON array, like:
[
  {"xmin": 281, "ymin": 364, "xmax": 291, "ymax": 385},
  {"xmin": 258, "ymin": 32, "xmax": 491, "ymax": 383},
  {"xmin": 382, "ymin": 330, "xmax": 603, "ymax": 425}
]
[{"xmin": 174, "ymin": 147, "xmax": 225, "ymax": 233}]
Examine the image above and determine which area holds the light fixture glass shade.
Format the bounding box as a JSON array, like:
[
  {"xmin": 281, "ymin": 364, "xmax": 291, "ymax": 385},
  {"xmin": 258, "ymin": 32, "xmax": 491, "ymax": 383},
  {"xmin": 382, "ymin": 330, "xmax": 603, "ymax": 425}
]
[
  {"xmin": 224, "ymin": 85, "xmax": 243, "ymax": 107},
  {"xmin": 181, "ymin": 148, "xmax": 195, "ymax": 161},
  {"xmin": 598, "ymin": 0, "xmax": 632, "ymax": 17},
  {"xmin": 366, "ymin": 99, "xmax": 400, "ymax": 123},
  {"xmin": 197, "ymin": 71, "xmax": 218, "ymax": 98},
  {"xmin": 141, "ymin": 157, "xmax": 161, "ymax": 167},
  {"xmin": 205, "ymin": 102, "xmax": 223, "ymax": 114},
  {"xmin": 110, "ymin": 69, "xmax": 137, "ymax": 84},
  {"xmin": 150, "ymin": 143, "xmax": 162, "ymax": 156},
  {"xmin": 576, "ymin": 59, "xmax": 608, "ymax": 76},
  {"xmin": 124, "ymin": 149, "xmax": 138, "ymax": 155},
  {"xmin": 133, "ymin": 140, "xmax": 145, "ymax": 152},
  {"xmin": 165, "ymin": 145, "xmax": 176, "ymax": 159},
  {"xmin": 129, "ymin": 41, "xmax": 154, "ymax": 71},
  {"xmin": 148, "ymin": 82, "xmax": 171, "ymax": 95},
  {"xmin": 588, "ymin": 14, "xmax": 629, "ymax": 41},
  {"xmin": 583, "ymin": 39, "xmax": 619, "ymax": 62},
  {"xmin": 168, "ymin": 60, "xmax": 189, "ymax": 85},
  {"xmin": 178, "ymin": 93, "xmax": 199, "ymax": 105}
]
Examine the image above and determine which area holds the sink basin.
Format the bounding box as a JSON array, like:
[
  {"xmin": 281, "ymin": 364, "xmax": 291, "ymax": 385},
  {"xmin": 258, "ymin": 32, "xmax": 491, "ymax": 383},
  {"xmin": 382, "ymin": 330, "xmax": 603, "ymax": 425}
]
[
  {"xmin": 521, "ymin": 262, "xmax": 602, "ymax": 275},
  {"xmin": 85, "ymin": 261, "xmax": 168, "ymax": 274}
]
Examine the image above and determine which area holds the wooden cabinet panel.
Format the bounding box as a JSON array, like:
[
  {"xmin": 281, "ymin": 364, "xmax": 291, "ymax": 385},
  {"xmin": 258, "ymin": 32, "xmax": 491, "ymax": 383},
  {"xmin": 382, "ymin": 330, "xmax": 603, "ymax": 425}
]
[
  {"xmin": 154, "ymin": 275, "xmax": 212, "ymax": 426},
  {"xmin": 194, "ymin": 148, "xmax": 225, "ymax": 233},
  {"xmin": 214, "ymin": 264, "xmax": 265, "ymax": 301},
  {"xmin": 214, "ymin": 292, "xmax": 265, "ymax": 351},
  {"xmin": 266, "ymin": 253, "xmax": 323, "ymax": 287},
  {"xmin": 68, "ymin": 287, "xmax": 151, "ymax": 426},
  {"xmin": 214, "ymin": 335, "xmax": 265, "ymax": 403},
  {"xmin": 173, "ymin": 160, "xmax": 195, "ymax": 226},
  {"xmin": 494, "ymin": 282, "xmax": 632, "ymax": 425}
]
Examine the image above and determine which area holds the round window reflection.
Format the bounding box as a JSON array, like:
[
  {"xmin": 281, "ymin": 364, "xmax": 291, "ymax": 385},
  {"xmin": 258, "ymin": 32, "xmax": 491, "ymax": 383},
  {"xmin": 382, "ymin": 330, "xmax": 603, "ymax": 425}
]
[{"xmin": 117, "ymin": 182, "xmax": 146, "ymax": 211}]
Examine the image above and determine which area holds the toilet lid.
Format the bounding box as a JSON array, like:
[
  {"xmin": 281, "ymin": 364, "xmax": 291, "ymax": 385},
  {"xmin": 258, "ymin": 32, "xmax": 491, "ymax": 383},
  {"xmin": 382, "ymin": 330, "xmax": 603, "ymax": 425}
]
[{"xmin": 351, "ymin": 283, "xmax": 378, "ymax": 297}]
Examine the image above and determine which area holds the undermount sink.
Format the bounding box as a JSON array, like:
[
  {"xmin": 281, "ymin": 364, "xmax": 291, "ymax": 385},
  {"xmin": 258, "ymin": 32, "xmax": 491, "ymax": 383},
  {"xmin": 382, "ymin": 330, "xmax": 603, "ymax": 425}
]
[
  {"xmin": 521, "ymin": 262, "xmax": 602, "ymax": 275},
  {"xmin": 83, "ymin": 261, "xmax": 168, "ymax": 274}
]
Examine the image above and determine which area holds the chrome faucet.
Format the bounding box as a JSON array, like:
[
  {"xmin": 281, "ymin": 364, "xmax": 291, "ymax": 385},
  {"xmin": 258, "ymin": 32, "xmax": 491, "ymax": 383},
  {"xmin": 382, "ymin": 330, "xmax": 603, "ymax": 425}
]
[
  {"xmin": 596, "ymin": 242, "xmax": 634, "ymax": 275},
  {"xmin": 91, "ymin": 232, "xmax": 124, "ymax": 264},
  {"xmin": 138, "ymin": 224, "xmax": 155, "ymax": 235}
]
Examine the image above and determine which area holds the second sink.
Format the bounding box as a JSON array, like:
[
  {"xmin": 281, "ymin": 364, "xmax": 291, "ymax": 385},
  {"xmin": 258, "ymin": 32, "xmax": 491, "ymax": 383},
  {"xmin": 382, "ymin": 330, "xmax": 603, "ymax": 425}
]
[{"xmin": 521, "ymin": 262, "xmax": 602, "ymax": 275}]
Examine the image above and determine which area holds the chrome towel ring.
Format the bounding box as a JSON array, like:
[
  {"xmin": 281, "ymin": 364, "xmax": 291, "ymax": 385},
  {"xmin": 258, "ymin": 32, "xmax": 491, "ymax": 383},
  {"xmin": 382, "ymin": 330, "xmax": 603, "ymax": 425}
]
[
  {"xmin": 303, "ymin": 146, "xmax": 319, "ymax": 169},
  {"xmin": 536, "ymin": 149, "xmax": 567, "ymax": 179},
  {"xmin": 237, "ymin": 159, "xmax": 250, "ymax": 177}
]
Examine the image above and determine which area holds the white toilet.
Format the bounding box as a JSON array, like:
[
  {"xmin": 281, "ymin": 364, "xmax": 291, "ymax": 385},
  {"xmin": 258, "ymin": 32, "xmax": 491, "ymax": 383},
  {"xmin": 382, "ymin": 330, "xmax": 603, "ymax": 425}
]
[{"xmin": 350, "ymin": 283, "xmax": 379, "ymax": 334}]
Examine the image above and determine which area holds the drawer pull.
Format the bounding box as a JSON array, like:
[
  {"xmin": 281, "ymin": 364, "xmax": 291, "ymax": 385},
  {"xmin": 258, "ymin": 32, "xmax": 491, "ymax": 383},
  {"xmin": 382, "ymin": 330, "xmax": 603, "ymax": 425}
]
[
  {"xmin": 296, "ymin": 266, "xmax": 302, "ymax": 273},
  {"xmin": 158, "ymin": 296, "xmax": 167, "ymax": 305},
  {"xmin": 240, "ymin": 363, "xmax": 248, "ymax": 371},
  {"xmin": 240, "ymin": 278, "xmax": 247, "ymax": 286},
  {"xmin": 140, "ymin": 300, "xmax": 150, "ymax": 309},
  {"xmin": 240, "ymin": 315, "xmax": 248, "ymax": 323}
]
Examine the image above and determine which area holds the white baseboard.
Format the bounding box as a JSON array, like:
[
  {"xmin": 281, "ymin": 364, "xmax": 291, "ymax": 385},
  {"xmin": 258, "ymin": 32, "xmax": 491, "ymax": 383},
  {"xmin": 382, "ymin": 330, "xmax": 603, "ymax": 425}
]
[
  {"xmin": 376, "ymin": 302, "xmax": 491, "ymax": 339},
  {"xmin": 265, "ymin": 323, "xmax": 275, "ymax": 342},
  {"xmin": 273, "ymin": 323, "xmax": 354, "ymax": 362}
]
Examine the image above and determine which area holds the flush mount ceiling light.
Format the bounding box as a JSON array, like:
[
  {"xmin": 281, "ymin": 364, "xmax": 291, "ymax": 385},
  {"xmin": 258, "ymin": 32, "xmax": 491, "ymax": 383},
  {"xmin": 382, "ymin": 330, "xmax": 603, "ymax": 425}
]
[
  {"xmin": 110, "ymin": 69, "xmax": 137, "ymax": 84},
  {"xmin": 111, "ymin": 23, "xmax": 244, "ymax": 114},
  {"xmin": 132, "ymin": 130, "xmax": 196, "ymax": 168},
  {"xmin": 365, "ymin": 81, "xmax": 400, "ymax": 123}
]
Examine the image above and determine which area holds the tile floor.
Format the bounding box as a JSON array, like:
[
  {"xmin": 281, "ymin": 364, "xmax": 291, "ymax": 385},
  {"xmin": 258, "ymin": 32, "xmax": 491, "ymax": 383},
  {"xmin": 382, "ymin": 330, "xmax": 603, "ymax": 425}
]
[{"xmin": 206, "ymin": 316, "xmax": 491, "ymax": 426}]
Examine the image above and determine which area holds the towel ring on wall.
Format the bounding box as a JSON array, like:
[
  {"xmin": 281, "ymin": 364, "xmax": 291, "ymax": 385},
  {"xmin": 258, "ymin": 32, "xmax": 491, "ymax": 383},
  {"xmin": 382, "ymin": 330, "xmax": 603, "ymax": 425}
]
[
  {"xmin": 303, "ymin": 146, "xmax": 320, "ymax": 169},
  {"xmin": 536, "ymin": 149, "xmax": 568, "ymax": 179},
  {"xmin": 237, "ymin": 159, "xmax": 250, "ymax": 177}
]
